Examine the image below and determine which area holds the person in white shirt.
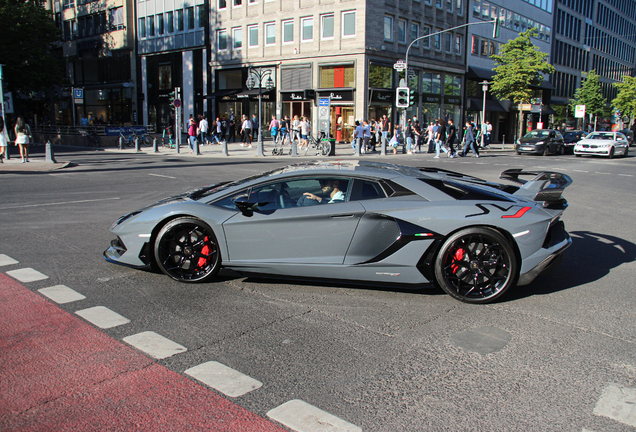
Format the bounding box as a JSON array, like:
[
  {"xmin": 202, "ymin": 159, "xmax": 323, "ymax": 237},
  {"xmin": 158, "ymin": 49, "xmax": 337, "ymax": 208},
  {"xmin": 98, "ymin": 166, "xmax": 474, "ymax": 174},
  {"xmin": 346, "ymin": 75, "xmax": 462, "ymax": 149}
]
[
  {"xmin": 0, "ymin": 118, "xmax": 9, "ymax": 163},
  {"xmin": 297, "ymin": 179, "xmax": 346, "ymax": 206},
  {"xmin": 198, "ymin": 116, "xmax": 209, "ymax": 145},
  {"xmin": 240, "ymin": 115, "xmax": 253, "ymax": 148}
]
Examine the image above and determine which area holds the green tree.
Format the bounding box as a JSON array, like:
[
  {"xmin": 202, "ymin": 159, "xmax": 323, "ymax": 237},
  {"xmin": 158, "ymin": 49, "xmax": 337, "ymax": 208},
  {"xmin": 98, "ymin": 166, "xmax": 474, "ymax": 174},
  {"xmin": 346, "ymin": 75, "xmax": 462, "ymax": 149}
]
[
  {"xmin": 0, "ymin": 0, "xmax": 63, "ymax": 93},
  {"xmin": 569, "ymin": 70, "xmax": 606, "ymax": 130},
  {"xmin": 490, "ymin": 28, "xmax": 555, "ymax": 138},
  {"xmin": 612, "ymin": 76, "xmax": 636, "ymax": 127}
]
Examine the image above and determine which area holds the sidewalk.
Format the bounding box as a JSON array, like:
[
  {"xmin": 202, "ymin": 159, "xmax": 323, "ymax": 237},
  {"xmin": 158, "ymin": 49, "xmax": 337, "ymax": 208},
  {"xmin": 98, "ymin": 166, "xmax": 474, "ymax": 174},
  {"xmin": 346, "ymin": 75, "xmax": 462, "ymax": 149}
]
[
  {"xmin": 0, "ymin": 140, "xmax": 516, "ymax": 173},
  {"xmin": 0, "ymin": 273, "xmax": 287, "ymax": 431}
]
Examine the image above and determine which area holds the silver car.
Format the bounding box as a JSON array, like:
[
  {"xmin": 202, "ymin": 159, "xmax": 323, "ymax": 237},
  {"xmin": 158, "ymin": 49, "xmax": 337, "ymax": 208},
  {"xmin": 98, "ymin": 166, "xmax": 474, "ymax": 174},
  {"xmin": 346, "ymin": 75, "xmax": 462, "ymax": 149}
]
[{"xmin": 105, "ymin": 161, "xmax": 572, "ymax": 304}]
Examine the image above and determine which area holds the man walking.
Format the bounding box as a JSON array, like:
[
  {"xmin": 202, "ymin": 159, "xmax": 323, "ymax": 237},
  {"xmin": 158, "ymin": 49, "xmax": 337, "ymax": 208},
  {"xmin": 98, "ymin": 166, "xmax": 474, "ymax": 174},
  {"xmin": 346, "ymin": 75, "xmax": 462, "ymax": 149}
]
[
  {"xmin": 460, "ymin": 121, "xmax": 479, "ymax": 157},
  {"xmin": 434, "ymin": 120, "xmax": 449, "ymax": 158},
  {"xmin": 381, "ymin": 114, "xmax": 391, "ymax": 151},
  {"xmin": 447, "ymin": 119, "xmax": 457, "ymax": 158}
]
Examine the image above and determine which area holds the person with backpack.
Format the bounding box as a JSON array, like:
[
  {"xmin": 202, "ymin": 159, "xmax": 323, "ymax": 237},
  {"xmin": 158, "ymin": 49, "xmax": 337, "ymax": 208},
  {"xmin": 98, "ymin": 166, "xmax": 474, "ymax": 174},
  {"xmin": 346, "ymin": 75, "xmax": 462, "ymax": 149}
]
[{"xmin": 14, "ymin": 117, "xmax": 33, "ymax": 163}]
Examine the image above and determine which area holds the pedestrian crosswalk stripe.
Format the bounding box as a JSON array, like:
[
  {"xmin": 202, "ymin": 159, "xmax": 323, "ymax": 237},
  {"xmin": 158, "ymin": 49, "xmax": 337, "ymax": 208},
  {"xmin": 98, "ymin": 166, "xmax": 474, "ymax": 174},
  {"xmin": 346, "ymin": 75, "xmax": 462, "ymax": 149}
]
[
  {"xmin": 123, "ymin": 331, "xmax": 187, "ymax": 359},
  {"xmin": 267, "ymin": 399, "xmax": 362, "ymax": 432},
  {"xmin": 6, "ymin": 268, "xmax": 49, "ymax": 283},
  {"xmin": 75, "ymin": 306, "xmax": 131, "ymax": 329},
  {"xmin": 0, "ymin": 254, "xmax": 19, "ymax": 267},
  {"xmin": 39, "ymin": 285, "xmax": 86, "ymax": 304}
]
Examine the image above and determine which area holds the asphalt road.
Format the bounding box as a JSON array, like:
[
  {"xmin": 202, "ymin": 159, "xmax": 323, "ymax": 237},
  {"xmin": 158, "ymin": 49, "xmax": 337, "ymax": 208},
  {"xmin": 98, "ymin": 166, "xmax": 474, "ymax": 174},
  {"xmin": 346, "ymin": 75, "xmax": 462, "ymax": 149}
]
[{"xmin": 1, "ymin": 147, "xmax": 635, "ymax": 431}]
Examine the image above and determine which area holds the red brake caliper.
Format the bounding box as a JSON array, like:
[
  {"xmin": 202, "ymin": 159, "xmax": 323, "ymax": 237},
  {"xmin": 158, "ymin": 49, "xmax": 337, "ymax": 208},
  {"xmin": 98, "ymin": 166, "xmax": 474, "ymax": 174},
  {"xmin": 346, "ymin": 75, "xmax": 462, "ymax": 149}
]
[
  {"xmin": 450, "ymin": 248, "xmax": 464, "ymax": 274},
  {"xmin": 197, "ymin": 236, "xmax": 210, "ymax": 268}
]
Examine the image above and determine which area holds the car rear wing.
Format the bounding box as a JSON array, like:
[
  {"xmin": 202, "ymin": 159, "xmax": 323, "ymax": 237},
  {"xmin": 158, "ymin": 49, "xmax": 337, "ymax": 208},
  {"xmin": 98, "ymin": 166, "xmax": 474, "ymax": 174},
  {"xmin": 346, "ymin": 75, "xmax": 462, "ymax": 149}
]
[{"xmin": 500, "ymin": 169, "xmax": 573, "ymax": 209}]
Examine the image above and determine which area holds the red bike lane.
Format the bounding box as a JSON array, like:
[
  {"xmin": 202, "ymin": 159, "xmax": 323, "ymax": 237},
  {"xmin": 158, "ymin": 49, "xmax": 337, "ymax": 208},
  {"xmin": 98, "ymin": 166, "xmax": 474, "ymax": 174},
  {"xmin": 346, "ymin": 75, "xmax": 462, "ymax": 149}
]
[{"xmin": 0, "ymin": 273, "xmax": 287, "ymax": 432}]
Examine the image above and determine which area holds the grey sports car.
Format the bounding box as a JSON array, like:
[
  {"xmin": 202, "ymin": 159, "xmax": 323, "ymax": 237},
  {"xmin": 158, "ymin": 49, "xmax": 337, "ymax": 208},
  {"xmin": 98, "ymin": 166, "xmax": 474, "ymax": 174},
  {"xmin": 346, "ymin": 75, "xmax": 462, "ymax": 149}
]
[{"xmin": 104, "ymin": 161, "xmax": 573, "ymax": 304}]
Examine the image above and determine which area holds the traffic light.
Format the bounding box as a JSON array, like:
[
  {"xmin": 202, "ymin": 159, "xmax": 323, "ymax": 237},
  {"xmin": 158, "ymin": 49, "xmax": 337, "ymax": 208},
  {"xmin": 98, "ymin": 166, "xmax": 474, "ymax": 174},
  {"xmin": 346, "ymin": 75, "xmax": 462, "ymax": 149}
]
[
  {"xmin": 492, "ymin": 17, "xmax": 500, "ymax": 38},
  {"xmin": 396, "ymin": 87, "xmax": 409, "ymax": 108},
  {"xmin": 409, "ymin": 91, "xmax": 416, "ymax": 107},
  {"xmin": 169, "ymin": 87, "xmax": 181, "ymax": 110}
]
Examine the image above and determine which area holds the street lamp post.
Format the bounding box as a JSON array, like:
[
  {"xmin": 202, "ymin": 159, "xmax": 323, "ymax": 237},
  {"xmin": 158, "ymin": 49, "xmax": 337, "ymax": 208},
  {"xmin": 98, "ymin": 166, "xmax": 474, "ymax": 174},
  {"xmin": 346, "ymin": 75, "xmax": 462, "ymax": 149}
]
[
  {"xmin": 246, "ymin": 67, "xmax": 275, "ymax": 157},
  {"xmin": 480, "ymin": 80, "xmax": 491, "ymax": 148}
]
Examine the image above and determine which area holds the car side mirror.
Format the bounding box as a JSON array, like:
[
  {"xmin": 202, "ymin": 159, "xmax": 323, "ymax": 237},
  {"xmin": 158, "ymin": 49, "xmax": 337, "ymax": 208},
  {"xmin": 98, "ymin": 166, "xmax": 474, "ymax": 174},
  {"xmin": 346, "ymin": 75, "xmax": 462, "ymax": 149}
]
[{"xmin": 233, "ymin": 194, "xmax": 253, "ymax": 217}]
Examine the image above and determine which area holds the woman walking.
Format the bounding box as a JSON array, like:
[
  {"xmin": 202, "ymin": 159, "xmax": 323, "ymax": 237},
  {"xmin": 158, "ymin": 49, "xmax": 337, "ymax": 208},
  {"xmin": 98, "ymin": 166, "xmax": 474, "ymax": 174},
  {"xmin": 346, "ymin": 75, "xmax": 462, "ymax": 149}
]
[
  {"xmin": 0, "ymin": 118, "xmax": 9, "ymax": 163},
  {"xmin": 14, "ymin": 117, "xmax": 33, "ymax": 163}
]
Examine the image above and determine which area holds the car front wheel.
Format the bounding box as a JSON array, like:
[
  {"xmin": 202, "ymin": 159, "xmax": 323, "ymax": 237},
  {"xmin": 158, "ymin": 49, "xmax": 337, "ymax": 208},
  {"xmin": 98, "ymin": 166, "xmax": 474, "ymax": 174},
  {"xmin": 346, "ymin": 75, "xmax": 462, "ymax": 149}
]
[
  {"xmin": 154, "ymin": 217, "xmax": 221, "ymax": 282},
  {"xmin": 434, "ymin": 227, "xmax": 518, "ymax": 304}
]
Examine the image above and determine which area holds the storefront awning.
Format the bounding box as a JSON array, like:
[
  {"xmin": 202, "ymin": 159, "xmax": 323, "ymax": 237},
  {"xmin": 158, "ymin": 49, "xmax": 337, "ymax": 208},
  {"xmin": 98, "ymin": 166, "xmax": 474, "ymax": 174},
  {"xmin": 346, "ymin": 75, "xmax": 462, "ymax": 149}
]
[
  {"xmin": 467, "ymin": 98, "xmax": 507, "ymax": 112},
  {"xmin": 206, "ymin": 89, "xmax": 240, "ymax": 99},
  {"xmin": 466, "ymin": 67, "xmax": 495, "ymax": 81},
  {"xmin": 236, "ymin": 89, "xmax": 275, "ymax": 98}
]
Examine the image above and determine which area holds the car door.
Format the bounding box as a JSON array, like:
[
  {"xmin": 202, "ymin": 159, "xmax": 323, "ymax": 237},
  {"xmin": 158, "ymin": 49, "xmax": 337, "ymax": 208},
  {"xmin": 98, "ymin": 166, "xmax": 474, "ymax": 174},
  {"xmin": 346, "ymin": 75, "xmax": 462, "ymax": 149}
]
[{"xmin": 222, "ymin": 177, "xmax": 365, "ymax": 264}]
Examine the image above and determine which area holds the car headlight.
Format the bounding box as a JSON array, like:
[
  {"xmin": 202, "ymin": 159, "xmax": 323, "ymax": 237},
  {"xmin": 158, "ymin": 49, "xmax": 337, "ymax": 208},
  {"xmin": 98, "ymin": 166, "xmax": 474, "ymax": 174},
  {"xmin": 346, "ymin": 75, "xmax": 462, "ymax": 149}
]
[
  {"xmin": 536, "ymin": 141, "xmax": 544, "ymax": 145},
  {"xmin": 600, "ymin": 143, "xmax": 611, "ymax": 148}
]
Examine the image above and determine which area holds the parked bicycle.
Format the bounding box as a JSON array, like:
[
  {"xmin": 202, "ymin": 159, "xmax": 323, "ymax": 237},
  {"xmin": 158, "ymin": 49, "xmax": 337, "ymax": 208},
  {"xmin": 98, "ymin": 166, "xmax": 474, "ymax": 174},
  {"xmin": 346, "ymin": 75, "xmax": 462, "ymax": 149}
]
[
  {"xmin": 79, "ymin": 128, "xmax": 100, "ymax": 147},
  {"xmin": 120, "ymin": 130, "xmax": 152, "ymax": 148},
  {"xmin": 304, "ymin": 131, "xmax": 332, "ymax": 156}
]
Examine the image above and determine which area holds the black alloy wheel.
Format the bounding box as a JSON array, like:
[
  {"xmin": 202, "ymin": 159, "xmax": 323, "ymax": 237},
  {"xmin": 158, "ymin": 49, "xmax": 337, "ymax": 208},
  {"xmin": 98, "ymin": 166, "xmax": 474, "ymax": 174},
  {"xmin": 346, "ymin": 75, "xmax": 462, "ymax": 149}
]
[
  {"xmin": 434, "ymin": 227, "xmax": 518, "ymax": 304},
  {"xmin": 154, "ymin": 217, "xmax": 221, "ymax": 282},
  {"xmin": 609, "ymin": 147, "xmax": 615, "ymax": 159}
]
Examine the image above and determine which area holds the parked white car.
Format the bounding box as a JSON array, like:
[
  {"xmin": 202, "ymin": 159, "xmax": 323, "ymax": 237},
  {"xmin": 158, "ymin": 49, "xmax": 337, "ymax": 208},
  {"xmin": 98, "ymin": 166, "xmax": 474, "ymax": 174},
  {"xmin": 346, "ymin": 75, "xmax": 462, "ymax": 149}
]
[{"xmin": 574, "ymin": 132, "xmax": 629, "ymax": 158}]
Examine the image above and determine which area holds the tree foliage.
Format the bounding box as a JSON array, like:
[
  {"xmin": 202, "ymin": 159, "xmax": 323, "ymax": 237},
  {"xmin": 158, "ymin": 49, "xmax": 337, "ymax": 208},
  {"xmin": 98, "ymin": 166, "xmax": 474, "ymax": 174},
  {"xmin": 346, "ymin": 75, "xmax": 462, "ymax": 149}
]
[
  {"xmin": 612, "ymin": 76, "xmax": 636, "ymax": 123},
  {"xmin": 569, "ymin": 70, "xmax": 606, "ymax": 118},
  {"xmin": 490, "ymin": 28, "xmax": 555, "ymax": 104},
  {"xmin": 0, "ymin": 0, "xmax": 63, "ymax": 92}
]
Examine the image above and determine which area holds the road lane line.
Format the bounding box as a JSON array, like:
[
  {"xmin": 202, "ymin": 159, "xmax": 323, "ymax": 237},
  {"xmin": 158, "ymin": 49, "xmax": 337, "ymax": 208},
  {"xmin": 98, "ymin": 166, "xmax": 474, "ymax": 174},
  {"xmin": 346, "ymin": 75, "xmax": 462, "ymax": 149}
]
[
  {"xmin": 573, "ymin": 170, "xmax": 588, "ymax": 173},
  {"xmin": 123, "ymin": 331, "xmax": 187, "ymax": 359},
  {"xmin": 618, "ymin": 174, "xmax": 633, "ymax": 177},
  {"xmin": 39, "ymin": 285, "xmax": 86, "ymax": 304},
  {"xmin": 595, "ymin": 172, "xmax": 611, "ymax": 175},
  {"xmin": 0, "ymin": 254, "xmax": 19, "ymax": 267},
  {"xmin": 267, "ymin": 400, "xmax": 362, "ymax": 432},
  {"xmin": 149, "ymin": 173, "xmax": 177, "ymax": 179},
  {"xmin": 185, "ymin": 361, "xmax": 263, "ymax": 397},
  {"xmin": 76, "ymin": 306, "xmax": 131, "ymax": 329},
  {"xmin": 593, "ymin": 384, "xmax": 636, "ymax": 427},
  {"xmin": 0, "ymin": 197, "xmax": 120, "ymax": 210},
  {"xmin": 6, "ymin": 268, "xmax": 49, "ymax": 283}
]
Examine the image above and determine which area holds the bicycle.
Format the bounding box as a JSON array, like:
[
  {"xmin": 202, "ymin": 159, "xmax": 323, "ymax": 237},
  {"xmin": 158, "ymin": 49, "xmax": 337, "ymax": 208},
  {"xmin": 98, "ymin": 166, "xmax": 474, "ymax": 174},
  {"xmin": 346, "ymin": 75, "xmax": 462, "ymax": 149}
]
[
  {"xmin": 134, "ymin": 130, "xmax": 153, "ymax": 147},
  {"xmin": 303, "ymin": 132, "xmax": 332, "ymax": 156},
  {"xmin": 79, "ymin": 129, "xmax": 100, "ymax": 147}
]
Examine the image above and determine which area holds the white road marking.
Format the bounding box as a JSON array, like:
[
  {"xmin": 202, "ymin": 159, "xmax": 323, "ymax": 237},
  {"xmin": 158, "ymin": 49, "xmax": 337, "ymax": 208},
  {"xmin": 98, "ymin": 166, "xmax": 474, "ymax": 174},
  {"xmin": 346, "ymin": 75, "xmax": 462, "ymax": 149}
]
[
  {"xmin": 267, "ymin": 400, "xmax": 362, "ymax": 432},
  {"xmin": 185, "ymin": 361, "xmax": 263, "ymax": 397},
  {"xmin": 39, "ymin": 285, "xmax": 86, "ymax": 304},
  {"xmin": 573, "ymin": 170, "xmax": 588, "ymax": 173},
  {"xmin": 593, "ymin": 384, "xmax": 636, "ymax": 427},
  {"xmin": 75, "ymin": 306, "xmax": 130, "ymax": 329},
  {"xmin": 123, "ymin": 331, "xmax": 187, "ymax": 359},
  {"xmin": 618, "ymin": 174, "xmax": 633, "ymax": 177},
  {"xmin": 148, "ymin": 173, "xmax": 177, "ymax": 179},
  {"xmin": 0, "ymin": 254, "xmax": 19, "ymax": 267},
  {"xmin": 595, "ymin": 172, "xmax": 611, "ymax": 175},
  {"xmin": 6, "ymin": 268, "xmax": 49, "ymax": 283},
  {"xmin": 0, "ymin": 197, "xmax": 120, "ymax": 210}
]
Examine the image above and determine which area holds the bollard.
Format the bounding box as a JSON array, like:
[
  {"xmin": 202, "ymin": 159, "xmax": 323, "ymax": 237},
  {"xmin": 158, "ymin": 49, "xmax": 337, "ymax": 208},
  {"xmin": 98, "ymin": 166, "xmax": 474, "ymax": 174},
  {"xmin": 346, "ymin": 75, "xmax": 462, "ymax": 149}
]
[
  {"xmin": 291, "ymin": 140, "xmax": 298, "ymax": 157},
  {"xmin": 135, "ymin": 137, "xmax": 140, "ymax": 152},
  {"xmin": 502, "ymin": 135, "xmax": 505, "ymax": 150},
  {"xmin": 45, "ymin": 140, "xmax": 57, "ymax": 163},
  {"xmin": 119, "ymin": 136, "xmax": 124, "ymax": 150},
  {"xmin": 194, "ymin": 139, "xmax": 200, "ymax": 155},
  {"xmin": 222, "ymin": 139, "xmax": 229, "ymax": 156},
  {"xmin": 153, "ymin": 137, "xmax": 158, "ymax": 152}
]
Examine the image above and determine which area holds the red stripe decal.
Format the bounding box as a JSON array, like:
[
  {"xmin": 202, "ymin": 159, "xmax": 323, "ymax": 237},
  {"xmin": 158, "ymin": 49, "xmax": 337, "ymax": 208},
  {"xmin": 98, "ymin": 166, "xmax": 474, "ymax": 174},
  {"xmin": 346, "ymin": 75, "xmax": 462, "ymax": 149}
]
[{"xmin": 501, "ymin": 206, "xmax": 532, "ymax": 218}]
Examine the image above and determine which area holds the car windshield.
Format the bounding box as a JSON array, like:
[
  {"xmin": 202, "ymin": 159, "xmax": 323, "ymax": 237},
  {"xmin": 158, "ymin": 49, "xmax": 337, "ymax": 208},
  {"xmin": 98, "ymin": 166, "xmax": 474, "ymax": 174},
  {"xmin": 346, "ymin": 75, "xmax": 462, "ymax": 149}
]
[
  {"xmin": 564, "ymin": 132, "xmax": 579, "ymax": 139},
  {"xmin": 523, "ymin": 131, "xmax": 549, "ymax": 139},
  {"xmin": 587, "ymin": 133, "xmax": 614, "ymax": 140}
]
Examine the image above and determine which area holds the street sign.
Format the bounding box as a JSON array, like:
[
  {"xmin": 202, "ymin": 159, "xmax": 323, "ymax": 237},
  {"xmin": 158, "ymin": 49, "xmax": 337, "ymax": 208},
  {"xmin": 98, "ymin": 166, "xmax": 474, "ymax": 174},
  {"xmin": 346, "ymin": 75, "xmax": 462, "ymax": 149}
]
[
  {"xmin": 73, "ymin": 88, "xmax": 84, "ymax": 104},
  {"xmin": 575, "ymin": 105, "xmax": 586, "ymax": 118},
  {"xmin": 318, "ymin": 98, "xmax": 330, "ymax": 107},
  {"xmin": 393, "ymin": 60, "xmax": 406, "ymax": 71},
  {"xmin": 174, "ymin": 98, "xmax": 181, "ymax": 108}
]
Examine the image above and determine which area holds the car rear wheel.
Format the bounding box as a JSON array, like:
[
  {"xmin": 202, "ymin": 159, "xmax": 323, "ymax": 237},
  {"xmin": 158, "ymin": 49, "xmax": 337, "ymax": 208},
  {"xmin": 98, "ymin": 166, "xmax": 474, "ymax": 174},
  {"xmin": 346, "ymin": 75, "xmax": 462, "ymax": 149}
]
[
  {"xmin": 154, "ymin": 217, "xmax": 221, "ymax": 283},
  {"xmin": 543, "ymin": 145, "xmax": 550, "ymax": 156},
  {"xmin": 434, "ymin": 227, "xmax": 518, "ymax": 304},
  {"xmin": 609, "ymin": 147, "xmax": 615, "ymax": 159},
  {"xmin": 624, "ymin": 146, "xmax": 629, "ymax": 158}
]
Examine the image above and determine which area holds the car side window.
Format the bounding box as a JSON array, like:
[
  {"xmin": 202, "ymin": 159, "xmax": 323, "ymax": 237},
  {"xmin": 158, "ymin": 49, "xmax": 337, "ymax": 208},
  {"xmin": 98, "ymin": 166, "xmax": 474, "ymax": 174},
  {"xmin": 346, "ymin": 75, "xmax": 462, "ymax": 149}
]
[
  {"xmin": 349, "ymin": 179, "xmax": 387, "ymax": 201},
  {"xmin": 210, "ymin": 188, "xmax": 249, "ymax": 210}
]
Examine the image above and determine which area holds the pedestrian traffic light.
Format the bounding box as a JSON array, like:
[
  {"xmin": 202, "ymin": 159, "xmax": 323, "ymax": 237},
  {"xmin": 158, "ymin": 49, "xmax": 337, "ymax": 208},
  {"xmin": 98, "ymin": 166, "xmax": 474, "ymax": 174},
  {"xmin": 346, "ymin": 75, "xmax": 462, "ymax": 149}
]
[
  {"xmin": 396, "ymin": 87, "xmax": 409, "ymax": 108},
  {"xmin": 492, "ymin": 18, "xmax": 500, "ymax": 38},
  {"xmin": 409, "ymin": 91, "xmax": 415, "ymax": 107}
]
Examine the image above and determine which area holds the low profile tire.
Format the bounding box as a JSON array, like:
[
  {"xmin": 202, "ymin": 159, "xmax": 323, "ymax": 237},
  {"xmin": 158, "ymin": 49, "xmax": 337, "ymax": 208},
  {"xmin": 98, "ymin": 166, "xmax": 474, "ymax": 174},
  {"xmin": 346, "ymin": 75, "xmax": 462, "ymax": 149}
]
[
  {"xmin": 154, "ymin": 217, "xmax": 221, "ymax": 283},
  {"xmin": 321, "ymin": 141, "xmax": 332, "ymax": 156},
  {"xmin": 609, "ymin": 147, "xmax": 615, "ymax": 159},
  {"xmin": 560, "ymin": 145, "xmax": 565, "ymax": 155},
  {"xmin": 624, "ymin": 147, "xmax": 629, "ymax": 158},
  {"xmin": 543, "ymin": 145, "xmax": 550, "ymax": 156},
  {"xmin": 434, "ymin": 227, "xmax": 518, "ymax": 304}
]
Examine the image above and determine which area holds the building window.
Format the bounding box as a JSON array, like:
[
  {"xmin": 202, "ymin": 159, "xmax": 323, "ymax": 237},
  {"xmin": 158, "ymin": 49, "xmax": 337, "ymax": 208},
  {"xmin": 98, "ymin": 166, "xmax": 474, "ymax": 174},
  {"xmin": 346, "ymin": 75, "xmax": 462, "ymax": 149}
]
[
  {"xmin": 176, "ymin": 9, "xmax": 184, "ymax": 31},
  {"xmin": 384, "ymin": 16, "xmax": 393, "ymax": 41},
  {"xmin": 218, "ymin": 29, "xmax": 227, "ymax": 50},
  {"xmin": 109, "ymin": 7, "xmax": 124, "ymax": 31},
  {"xmin": 197, "ymin": 5, "xmax": 205, "ymax": 28},
  {"xmin": 283, "ymin": 20, "xmax": 294, "ymax": 44},
  {"xmin": 320, "ymin": 65, "xmax": 355, "ymax": 88},
  {"xmin": 233, "ymin": 27, "xmax": 242, "ymax": 49},
  {"xmin": 434, "ymin": 28, "xmax": 441, "ymax": 50},
  {"xmin": 248, "ymin": 24, "xmax": 258, "ymax": 47},
  {"xmin": 411, "ymin": 23, "xmax": 419, "ymax": 45},
  {"xmin": 156, "ymin": 14, "xmax": 164, "ymax": 35},
  {"xmin": 398, "ymin": 19, "xmax": 406, "ymax": 44},
  {"xmin": 454, "ymin": 34, "xmax": 462, "ymax": 54},
  {"xmin": 301, "ymin": 17, "xmax": 313, "ymax": 42},
  {"xmin": 422, "ymin": 72, "xmax": 441, "ymax": 94},
  {"xmin": 444, "ymin": 74, "xmax": 462, "ymax": 96},
  {"xmin": 234, "ymin": 0, "xmax": 242, "ymax": 7},
  {"xmin": 148, "ymin": 15, "xmax": 155, "ymax": 36},
  {"xmin": 265, "ymin": 22, "xmax": 275, "ymax": 45},
  {"xmin": 342, "ymin": 11, "xmax": 355, "ymax": 37},
  {"xmin": 186, "ymin": 7, "xmax": 194, "ymax": 30},
  {"xmin": 138, "ymin": 17, "xmax": 146, "ymax": 38},
  {"xmin": 249, "ymin": 0, "xmax": 256, "ymax": 4},
  {"xmin": 445, "ymin": 33, "xmax": 451, "ymax": 53},
  {"xmin": 456, "ymin": 0, "xmax": 462, "ymax": 15},
  {"xmin": 321, "ymin": 14, "xmax": 334, "ymax": 39},
  {"xmin": 219, "ymin": 0, "xmax": 226, "ymax": 9},
  {"xmin": 422, "ymin": 26, "xmax": 430, "ymax": 48},
  {"xmin": 166, "ymin": 11, "xmax": 174, "ymax": 33},
  {"xmin": 368, "ymin": 64, "xmax": 393, "ymax": 89}
]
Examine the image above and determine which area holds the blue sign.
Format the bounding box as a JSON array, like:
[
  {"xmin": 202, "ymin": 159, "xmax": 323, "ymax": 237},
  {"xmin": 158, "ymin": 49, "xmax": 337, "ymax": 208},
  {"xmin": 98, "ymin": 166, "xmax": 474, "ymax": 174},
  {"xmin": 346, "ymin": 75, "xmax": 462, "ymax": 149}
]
[
  {"xmin": 105, "ymin": 126, "xmax": 148, "ymax": 136},
  {"xmin": 73, "ymin": 88, "xmax": 84, "ymax": 99},
  {"xmin": 318, "ymin": 98, "xmax": 330, "ymax": 107}
]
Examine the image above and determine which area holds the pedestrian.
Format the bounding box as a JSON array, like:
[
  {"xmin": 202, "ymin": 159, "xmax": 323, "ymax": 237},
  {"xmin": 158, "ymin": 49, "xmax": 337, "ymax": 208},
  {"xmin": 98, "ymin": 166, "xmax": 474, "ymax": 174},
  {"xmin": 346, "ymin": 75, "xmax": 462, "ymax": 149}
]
[
  {"xmin": 214, "ymin": 117, "xmax": 225, "ymax": 144},
  {"xmin": 447, "ymin": 119, "xmax": 457, "ymax": 158},
  {"xmin": 485, "ymin": 120, "xmax": 492, "ymax": 147},
  {"xmin": 381, "ymin": 114, "xmax": 391, "ymax": 150},
  {"xmin": 199, "ymin": 115, "xmax": 209, "ymax": 145},
  {"xmin": 434, "ymin": 120, "xmax": 449, "ymax": 158},
  {"xmin": 405, "ymin": 119, "xmax": 414, "ymax": 154},
  {"xmin": 300, "ymin": 116, "xmax": 310, "ymax": 150},
  {"xmin": 228, "ymin": 116, "xmax": 236, "ymax": 142},
  {"xmin": 14, "ymin": 116, "xmax": 33, "ymax": 163},
  {"xmin": 291, "ymin": 115, "xmax": 301, "ymax": 147},
  {"xmin": 427, "ymin": 121, "xmax": 435, "ymax": 153},
  {"xmin": 281, "ymin": 115, "xmax": 291, "ymax": 146},
  {"xmin": 240, "ymin": 114, "xmax": 252, "ymax": 148},
  {"xmin": 251, "ymin": 113, "xmax": 259, "ymax": 142},
  {"xmin": 187, "ymin": 115, "xmax": 198, "ymax": 153},
  {"xmin": 460, "ymin": 120, "xmax": 479, "ymax": 157},
  {"xmin": 0, "ymin": 117, "xmax": 9, "ymax": 163},
  {"xmin": 413, "ymin": 120, "xmax": 422, "ymax": 153},
  {"xmin": 268, "ymin": 115, "xmax": 280, "ymax": 144}
]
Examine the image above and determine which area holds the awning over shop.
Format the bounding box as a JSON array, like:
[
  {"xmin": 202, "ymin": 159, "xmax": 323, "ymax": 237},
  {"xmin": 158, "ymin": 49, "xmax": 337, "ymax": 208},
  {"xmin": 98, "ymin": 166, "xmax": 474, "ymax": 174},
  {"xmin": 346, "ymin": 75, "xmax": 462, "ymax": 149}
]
[
  {"xmin": 466, "ymin": 67, "xmax": 495, "ymax": 81},
  {"xmin": 467, "ymin": 97, "xmax": 507, "ymax": 112},
  {"xmin": 206, "ymin": 89, "xmax": 240, "ymax": 99}
]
